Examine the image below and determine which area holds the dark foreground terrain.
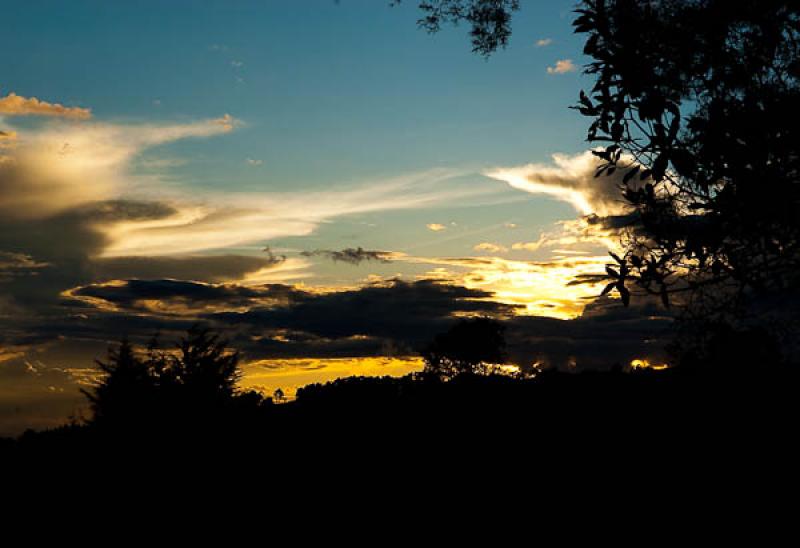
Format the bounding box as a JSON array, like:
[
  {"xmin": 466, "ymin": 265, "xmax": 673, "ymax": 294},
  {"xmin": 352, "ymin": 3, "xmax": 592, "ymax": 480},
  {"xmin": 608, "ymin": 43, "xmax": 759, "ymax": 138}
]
[{"xmin": 3, "ymin": 366, "xmax": 798, "ymax": 464}]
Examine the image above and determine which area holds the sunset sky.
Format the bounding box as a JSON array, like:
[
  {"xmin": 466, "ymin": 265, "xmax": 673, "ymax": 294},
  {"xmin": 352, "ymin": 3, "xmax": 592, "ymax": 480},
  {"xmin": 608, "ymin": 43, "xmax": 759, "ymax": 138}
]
[{"xmin": 0, "ymin": 1, "xmax": 672, "ymax": 434}]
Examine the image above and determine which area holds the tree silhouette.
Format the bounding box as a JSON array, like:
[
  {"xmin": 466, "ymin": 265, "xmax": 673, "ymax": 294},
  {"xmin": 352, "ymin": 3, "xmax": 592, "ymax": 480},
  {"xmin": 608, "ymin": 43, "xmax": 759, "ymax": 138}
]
[
  {"xmin": 402, "ymin": 0, "xmax": 800, "ymax": 364},
  {"xmin": 422, "ymin": 318, "xmax": 507, "ymax": 379},
  {"xmin": 83, "ymin": 338, "xmax": 156, "ymax": 426},
  {"xmin": 392, "ymin": 0, "xmax": 520, "ymax": 56},
  {"xmin": 170, "ymin": 326, "xmax": 241, "ymax": 402},
  {"xmin": 571, "ymin": 1, "xmax": 800, "ymax": 316},
  {"xmin": 83, "ymin": 327, "xmax": 248, "ymax": 428}
]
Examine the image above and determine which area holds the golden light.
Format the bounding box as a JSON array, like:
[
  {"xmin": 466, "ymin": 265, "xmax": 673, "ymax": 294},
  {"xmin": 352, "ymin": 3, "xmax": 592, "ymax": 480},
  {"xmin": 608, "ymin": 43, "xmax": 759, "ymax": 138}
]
[
  {"xmin": 409, "ymin": 255, "xmax": 613, "ymax": 319},
  {"xmin": 630, "ymin": 358, "xmax": 669, "ymax": 371},
  {"xmin": 240, "ymin": 356, "xmax": 425, "ymax": 399}
]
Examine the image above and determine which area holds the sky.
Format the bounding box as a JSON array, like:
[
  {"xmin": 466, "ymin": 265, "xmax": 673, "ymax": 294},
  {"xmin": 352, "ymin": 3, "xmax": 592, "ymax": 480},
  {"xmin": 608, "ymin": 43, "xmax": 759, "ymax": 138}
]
[{"xmin": 0, "ymin": 1, "xmax": 673, "ymax": 434}]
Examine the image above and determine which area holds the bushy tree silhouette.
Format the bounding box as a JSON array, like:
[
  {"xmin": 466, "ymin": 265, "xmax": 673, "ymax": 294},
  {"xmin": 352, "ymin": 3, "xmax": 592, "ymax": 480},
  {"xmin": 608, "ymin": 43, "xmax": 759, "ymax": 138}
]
[{"xmin": 422, "ymin": 318, "xmax": 507, "ymax": 379}]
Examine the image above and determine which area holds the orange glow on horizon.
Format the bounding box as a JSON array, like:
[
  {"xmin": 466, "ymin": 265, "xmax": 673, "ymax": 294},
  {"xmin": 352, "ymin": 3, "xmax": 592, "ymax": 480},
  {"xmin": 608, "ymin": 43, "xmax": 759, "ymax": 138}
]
[
  {"xmin": 240, "ymin": 356, "xmax": 424, "ymax": 399},
  {"xmin": 630, "ymin": 359, "xmax": 669, "ymax": 371}
]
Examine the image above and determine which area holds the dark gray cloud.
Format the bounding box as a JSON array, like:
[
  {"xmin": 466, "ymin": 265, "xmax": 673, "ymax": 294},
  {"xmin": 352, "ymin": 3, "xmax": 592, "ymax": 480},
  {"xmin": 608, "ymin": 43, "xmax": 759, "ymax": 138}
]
[
  {"xmin": 208, "ymin": 279, "xmax": 518, "ymax": 346},
  {"xmin": 65, "ymin": 278, "xmax": 518, "ymax": 351},
  {"xmin": 62, "ymin": 277, "xmax": 672, "ymax": 370},
  {"xmin": 0, "ymin": 200, "xmax": 179, "ymax": 309},
  {"xmin": 505, "ymin": 295, "xmax": 674, "ymax": 372},
  {"xmin": 584, "ymin": 212, "xmax": 640, "ymax": 231},
  {"xmin": 71, "ymin": 279, "xmax": 308, "ymax": 311},
  {"xmin": 0, "ymin": 196, "xmax": 287, "ymax": 316},
  {"xmin": 92, "ymin": 254, "xmax": 284, "ymax": 283},
  {"xmin": 0, "ymin": 251, "xmax": 49, "ymax": 281},
  {"xmin": 300, "ymin": 247, "xmax": 394, "ymax": 265}
]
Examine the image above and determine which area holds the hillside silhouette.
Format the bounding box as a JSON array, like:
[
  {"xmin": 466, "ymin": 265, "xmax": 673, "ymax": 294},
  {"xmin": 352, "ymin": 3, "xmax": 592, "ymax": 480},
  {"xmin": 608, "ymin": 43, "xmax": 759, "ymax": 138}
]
[{"xmin": 3, "ymin": 322, "xmax": 797, "ymax": 461}]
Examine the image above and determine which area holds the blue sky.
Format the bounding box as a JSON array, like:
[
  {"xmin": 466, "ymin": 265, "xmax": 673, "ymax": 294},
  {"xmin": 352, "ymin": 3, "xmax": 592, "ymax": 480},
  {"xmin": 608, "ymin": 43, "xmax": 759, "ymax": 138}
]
[{"xmin": 2, "ymin": 0, "xmax": 588, "ymax": 179}]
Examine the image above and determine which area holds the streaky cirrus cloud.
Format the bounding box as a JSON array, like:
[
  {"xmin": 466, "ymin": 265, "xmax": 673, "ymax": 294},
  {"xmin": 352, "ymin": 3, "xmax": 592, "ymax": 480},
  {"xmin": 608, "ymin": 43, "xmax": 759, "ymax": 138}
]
[
  {"xmin": 100, "ymin": 168, "xmax": 491, "ymax": 257},
  {"xmin": 0, "ymin": 92, "xmax": 92, "ymax": 119}
]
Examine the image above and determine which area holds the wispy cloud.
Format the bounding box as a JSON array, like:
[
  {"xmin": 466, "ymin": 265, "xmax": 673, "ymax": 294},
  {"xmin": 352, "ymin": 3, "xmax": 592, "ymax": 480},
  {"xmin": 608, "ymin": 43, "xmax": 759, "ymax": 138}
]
[
  {"xmin": 0, "ymin": 92, "xmax": 91, "ymax": 119},
  {"xmin": 473, "ymin": 242, "xmax": 508, "ymax": 254},
  {"xmin": 535, "ymin": 38, "xmax": 553, "ymax": 47},
  {"xmin": 546, "ymin": 59, "xmax": 577, "ymax": 74},
  {"xmin": 485, "ymin": 150, "xmax": 639, "ymax": 217},
  {"xmin": 100, "ymin": 169, "xmax": 483, "ymax": 257}
]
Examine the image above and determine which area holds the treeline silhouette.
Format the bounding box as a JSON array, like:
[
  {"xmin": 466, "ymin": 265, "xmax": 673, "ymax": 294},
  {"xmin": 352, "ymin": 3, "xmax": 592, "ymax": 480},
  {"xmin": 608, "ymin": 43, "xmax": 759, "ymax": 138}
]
[{"xmin": 3, "ymin": 320, "xmax": 797, "ymax": 459}]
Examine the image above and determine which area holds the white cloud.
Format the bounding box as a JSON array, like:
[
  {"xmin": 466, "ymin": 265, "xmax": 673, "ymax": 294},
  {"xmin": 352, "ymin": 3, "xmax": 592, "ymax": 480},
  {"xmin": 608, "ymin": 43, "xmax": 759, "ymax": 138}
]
[
  {"xmin": 535, "ymin": 38, "xmax": 553, "ymax": 47},
  {"xmin": 246, "ymin": 158, "xmax": 263, "ymax": 166},
  {"xmin": 485, "ymin": 150, "xmax": 637, "ymax": 217},
  {"xmin": 547, "ymin": 59, "xmax": 577, "ymax": 74}
]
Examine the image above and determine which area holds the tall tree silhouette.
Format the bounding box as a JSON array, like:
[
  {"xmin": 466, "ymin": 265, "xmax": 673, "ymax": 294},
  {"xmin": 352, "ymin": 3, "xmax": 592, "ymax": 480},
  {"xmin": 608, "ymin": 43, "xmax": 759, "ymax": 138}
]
[{"xmin": 83, "ymin": 338, "xmax": 155, "ymax": 426}]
